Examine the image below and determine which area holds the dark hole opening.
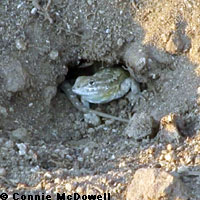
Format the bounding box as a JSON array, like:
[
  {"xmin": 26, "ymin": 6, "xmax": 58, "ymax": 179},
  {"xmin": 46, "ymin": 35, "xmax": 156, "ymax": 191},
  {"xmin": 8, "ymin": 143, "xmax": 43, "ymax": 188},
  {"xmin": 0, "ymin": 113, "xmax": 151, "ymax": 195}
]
[{"xmin": 58, "ymin": 60, "xmax": 146, "ymax": 97}]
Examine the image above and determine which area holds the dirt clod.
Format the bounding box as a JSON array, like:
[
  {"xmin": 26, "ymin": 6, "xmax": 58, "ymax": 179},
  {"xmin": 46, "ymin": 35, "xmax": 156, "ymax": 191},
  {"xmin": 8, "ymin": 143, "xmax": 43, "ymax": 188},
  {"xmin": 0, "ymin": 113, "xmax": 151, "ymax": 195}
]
[{"xmin": 126, "ymin": 168, "xmax": 190, "ymax": 200}]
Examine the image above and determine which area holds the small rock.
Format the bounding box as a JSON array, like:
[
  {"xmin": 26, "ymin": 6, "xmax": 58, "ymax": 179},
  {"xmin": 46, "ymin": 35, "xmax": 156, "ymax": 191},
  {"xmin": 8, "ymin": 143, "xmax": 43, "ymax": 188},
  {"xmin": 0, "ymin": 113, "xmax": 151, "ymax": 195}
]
[
  {"xmin": 104, "ymin": 119, "xmax": 114, "ymax": 125},
  {"xmin": 84, "ymin": 112, "xmax": 101, "ymax": 126},
  {"xmin": 65, "ymin": 154, "xmax": 73, "ymax": 161},
  {"xmin": 166, "ymin": 31, "xmax": 191, "ymax": 54},
  {"xmin": 16, "ymin": 143, "xmax": 27, "ymax": 156},
  {"xmin": 0, "ymin": 168, "xmax": 6, "ymax": 176},
  {"xmin": 31, "ymin": 7, "xmax": 37, "ymax": 15},
  {"xmin": 30, "ymin": 166, "xmax": 40, "ymax": 173},
  {"xmin": 166, "ymin": 20, "xmax": 191, "ymax": 54},
  {"xmin": 87, "ymin": 0, "xmax": 92, "ymax": 5},
  {"xmin": 166, "ymin": 144, "xmax": 173, "ymax": 151},
  {"xmin": 83, "ymin": 147, "xmax": 91, "ymax": 156},
  {"xmin": 123, "ymin": 42, "xmax": 148, "ymax": 83},
  {"xmin": 117, "ymin": 38, "xmax": 124, "ymax": 47},
  {"xmin": 157, "ymin": 113, "xmax": 184, "ymax": 143},
  {"xmin": 126, "ymin": 168, "xmax": 189, "ymax": 200},
  {"xmin": 197, "ymin": 87, "xmax": 200, "ymax": 95},
  {"xmin": 28, "ymin": 102, "xmax": 33, "ymax": 107},
  {"xmin": 65, "ymin": 183, "xmax": 73, "ymax": 192},
  {"xmin": 161, "ymin": 33, "xmax": 169, "ymax": 43},
  {"xmin": 10, "ymin": 127, "xmax": 30, "ymax": 142},
  {"xmin": 87, "ymin": 127, "xmax": 95, "ymax": 134},
  {"xmin": 76, "ymin": 186, "xmax": 84, "ymax": 193},
  {"xmin": 43, "ymin": 86, "xmax": 57, "ymax": 105},
  {"xmin": 105, "ymin": 28, "xmax": 110, "ymax": 33},
  {"xmin": 195, "ymin": 155, "xmax": 200, "ymax": 164},
  {"xmin": 0, "ymin": 57, "xmax": 29, "ymax": 93},
  {"xmin": 4, "ymin": 140, "xmax": 14, "ymax": 148},
  {"xmin": 77, "ymin": 156, "xmax": 84, "ymax": 162},
  {"xmin": 54, "ymin": 178, "xmax": 61, "ymax": 184},
  {"xmin": 0, "ymin": 105, "xmax": 8, "ymax": 117},
  {"xmin": 44, "ymin": 172, "xmax": 52, "ymax": 179},
  {"xmin": 124, "ymin": 112, "xmax": 159, "ymax": 140},
  {"xmin": 9, "ymin": 107, "xmax": 14, "ymax": 112},
  {"xmin": 110, "ymin": 154, "xmax": 115, "ymax": 160},
  {"xmin": 49, "ymin": 50, "xmax": 59, "ymax": 60},
  {"xmin": 164, "ymin": 152, "xmax": 173, "ymax": 162},
  {"xmin": 15, "ymin": 38, "xmax": 27, "ymax": 51}
]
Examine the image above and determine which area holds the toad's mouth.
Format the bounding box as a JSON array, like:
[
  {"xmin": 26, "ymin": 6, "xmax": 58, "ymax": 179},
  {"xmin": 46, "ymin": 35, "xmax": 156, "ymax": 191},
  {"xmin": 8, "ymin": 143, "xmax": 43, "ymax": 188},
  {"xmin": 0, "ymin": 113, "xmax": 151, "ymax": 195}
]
[{"xmin": 72, "ymin": 86, "xmax": 99, "ymax": 96}]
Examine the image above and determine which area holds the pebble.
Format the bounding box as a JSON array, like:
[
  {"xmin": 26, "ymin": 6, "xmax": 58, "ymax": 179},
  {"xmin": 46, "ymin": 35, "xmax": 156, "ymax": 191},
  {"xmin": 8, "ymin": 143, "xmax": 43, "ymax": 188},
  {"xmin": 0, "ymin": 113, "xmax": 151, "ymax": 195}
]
[
  {"xmin": 28, "ymin": 102, "xmax": 33, "ymax": 107},
  {"xmin": 87, "ymin": 127, "xmax": 95, "ymax": 134},
  {"xmin": 0, "ymin": 57, "xmax": 29, "ymax": 93},
  {"xmin": 77, "ymin": 156, "xmax": 84, "ymax": 162},
  {"xmin": 9, "ymin": 107, "xmax": 14, "ymax": 112},
  {"xmin": 158, "ymin": 113, "xmax": 182, "ymax": 143},
  {"xmin": 54, "ymin": 178, "xmax": 61, "ymax": 184},
  {"xmin": 44, "ymin": 172, "xmax": 52, "ymax": 179},
  {"xmin": 10, "ymin": 127, "xmax": 30, "ymax": 142},
  {"xmin": 195, "ymin": 156, "xmax": 200, "ymax": 164},
  {"xmin": 197, "ymin": 87, "xmax": 200, "ymax": 95},
  {"xmin": 43, "ymin": 86, "xmax": 57, "ymax": 105},
  {"xmin": 164, "ymin": 153, "xmax": 173, "ymax": 162},
  {"xmin": 65, "ymin": 154, "xmax": 73, "ymax": 161},
  {"xmin": 123, "ymin": 42, "xmax": 148, "ymax": 83},
  {"xmin": 166, "ymin": 30, "xmax": 191, "ymax": 54},
  {"xmin": 124, "ymin": 112, "xmax": 159, "ymax": 140},
  {"xmin": 76, "ymin": 186, "xmax": 84, "ymax": 193},
  {"xmin": 4, "ymin": 140, "xmax": 14, "ymax": 148},
  {"xmin": 83, "ymin": 147, "xmax": 91, "ymax": 156},
  {"xmin": 84, "ymin": 113, "xmax": 101, "ymax": 126},
  {"xmin": 87, "ymin": 0, "xmax": 92, "ymax": 5},
  {"xmin": 65, "ymin": 183, "xmax": 73, "ymax": 192},
  {"xmin": 16, "ymin": 143, "xmax": 27, "ymax": 156},
  {"xmin": 15, "ymin": 38, "xmax": 27, "ymax": 51},
  {"xmin": 117, "ymin": 38, "xmax": 124, "ymax": 47},
  {"xmin": 105, "ymin": 28, "xmax": 110, "ymax": 33},
  {"xmin": 185, "ymin": 155, "xmax": 192, "ymax": 164},
  {"xmin": 0, "ymin": 168, "xmax": 6, "ymax": 176},
  {"xmin": 0, "ymin": 105, "xmax": 8, "ymax": 117},
  {"xmin": 105, "ymin": 119, "xmax": 114, "ymax": 125},
  {"xmin": 31, "ymin": 7, "xmax": 37, "ymax": 15},
  {"xmin": 44, "ymin": 183, "xmax": 53, "ymax": 191},
  {"xmin": 30, "ymin": 166, "xmax": 40, "ymax": 173},
  {"xmin": 166, "ymin": 144, "xmax": 173, "ymax": 151},
  {"xmin": 49, "ymin": 50, "xmax": 59, "ymax": 60}
]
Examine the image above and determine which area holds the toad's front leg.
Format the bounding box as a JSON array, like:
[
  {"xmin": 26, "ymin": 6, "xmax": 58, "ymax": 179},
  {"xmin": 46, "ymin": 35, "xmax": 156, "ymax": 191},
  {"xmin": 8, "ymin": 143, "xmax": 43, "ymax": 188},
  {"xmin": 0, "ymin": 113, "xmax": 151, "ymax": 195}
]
[{"xmin": 121, "ymin": 77, "xmax": 141, "ymax": 105}]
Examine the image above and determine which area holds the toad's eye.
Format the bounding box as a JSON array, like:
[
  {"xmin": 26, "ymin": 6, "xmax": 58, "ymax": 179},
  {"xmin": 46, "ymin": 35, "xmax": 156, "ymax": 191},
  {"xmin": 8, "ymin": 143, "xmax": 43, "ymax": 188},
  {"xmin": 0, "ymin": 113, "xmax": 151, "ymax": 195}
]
[{"xmin": 89, "ymin": 80, "xmax": 94, "ymax": 85}]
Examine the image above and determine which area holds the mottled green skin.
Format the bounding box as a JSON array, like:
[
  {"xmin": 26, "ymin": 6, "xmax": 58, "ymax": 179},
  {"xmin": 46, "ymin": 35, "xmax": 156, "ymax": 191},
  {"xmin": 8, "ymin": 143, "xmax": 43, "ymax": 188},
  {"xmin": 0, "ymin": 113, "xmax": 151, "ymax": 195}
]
[{"xmin": 72, "ymin": 68, "xmax": 139, "ymax": 105}]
